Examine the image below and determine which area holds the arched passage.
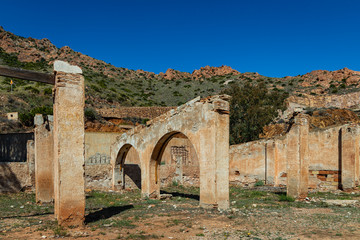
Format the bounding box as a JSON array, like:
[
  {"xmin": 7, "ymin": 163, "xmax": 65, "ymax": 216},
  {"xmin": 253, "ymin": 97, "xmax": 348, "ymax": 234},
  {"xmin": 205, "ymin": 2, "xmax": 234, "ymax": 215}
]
[
  {"xmin": 113, "ymin": 144, "xmax": 141, "ymax": 190},
  {"xmin": 111, "ymin": 95, "xmax": 230, "ymax": 209},
  {"xmin": 148, "ymin": 132, "xmax": 199, "ymax": 198}
]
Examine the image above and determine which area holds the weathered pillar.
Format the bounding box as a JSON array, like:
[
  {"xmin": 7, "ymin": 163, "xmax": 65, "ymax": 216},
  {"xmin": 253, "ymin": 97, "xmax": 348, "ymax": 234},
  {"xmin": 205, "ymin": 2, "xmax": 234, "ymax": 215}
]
[
  {"xmin": 286, "ymin": 116, "xmax": 309, "ymax": 199},
  {"xmin": 174, "ymin": 155, "xmax": 183, "ymax": 184},
  {"xmin": 53, "ymin": 61, "xmax": 85, "ymax": 226},
  {"xmin": 199, "ymin": 97, "xmax": 229, "ymax": 210},
  {"xmin": 34, "ymin": 114, "xmax": 54, "ymax": 203},
  {"xmin": 341, "ymin": 125, "xmax": 357, "ymax": 190},
  {"xmin": 27, "ymin": 140, "xmax": 35, "ymax": 190},
  {"xmin": 354, "ymin": 126, "xmax": 360, "ymax": 186},
  {"xmin": 265, "ymin": 140, "xmax": 276, "ymax": 185}
]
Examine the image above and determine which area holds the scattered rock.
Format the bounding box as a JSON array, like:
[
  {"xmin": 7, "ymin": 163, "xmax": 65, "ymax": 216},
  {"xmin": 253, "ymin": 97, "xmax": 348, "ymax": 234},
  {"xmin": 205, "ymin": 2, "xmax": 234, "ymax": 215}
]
[
  {"xmin": 160, "ymin": 194, "xmax": 172, "ymax": 200},
  {"xmin": 323, "ymin": 199, "xmax": 358, "ymax": 207}
]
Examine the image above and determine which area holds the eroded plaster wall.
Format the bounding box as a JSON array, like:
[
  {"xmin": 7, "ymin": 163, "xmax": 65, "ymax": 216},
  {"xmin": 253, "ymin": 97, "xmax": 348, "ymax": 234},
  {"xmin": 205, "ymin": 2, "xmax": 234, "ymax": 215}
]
[
  {"xmin": 0, "ymin": 139, "xmax": 34, "ymax": 193},
  {"xmin": 229, "ymin": 121, "xmax": 360, "ymax": 192},
  {"xmin": 85, "ymin": 132, "xmax": 121, "ymax": 190},
  {"xmin": 160, "ymin": 137, "xmax": 199, "ymax": 187}
]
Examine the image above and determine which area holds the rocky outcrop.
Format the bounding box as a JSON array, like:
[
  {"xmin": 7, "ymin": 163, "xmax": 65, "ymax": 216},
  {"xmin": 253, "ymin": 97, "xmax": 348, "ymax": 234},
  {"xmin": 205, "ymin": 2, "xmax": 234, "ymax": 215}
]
[
  {"xmin": 192, "ymin": 65, "xmax": 240, "ymax": 80},
  {"xmin": 159, "ymin": 68, "xmax": 191, "ymax": 80},
  {"xmin": 288, "ymin": 91, "xmax": 360, "ymax": 109},
  {"xmin": 298, "ymin": 68, "xmax": 360, "ymax": 88}
]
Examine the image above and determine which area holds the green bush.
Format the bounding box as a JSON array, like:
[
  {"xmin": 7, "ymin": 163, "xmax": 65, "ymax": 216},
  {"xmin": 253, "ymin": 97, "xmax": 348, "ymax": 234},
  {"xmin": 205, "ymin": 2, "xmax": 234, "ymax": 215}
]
[
  {"xmin": 24, "ymin": 86, "xmax": 40, "ymax": 94},
  {"xmin": 331, "ymin": 88, "xmax": 338, "ymax": 94},
  {"xmin": 43, "ymin": 87, "xmax": 52, "ymax": 95},
  {"xmin": 279, "ymin": 194, "xmax": 295, "ymax": 202},
  {"xmin": 254, "ymin": 180, "xmax": 264, "ymax": 187},
  {"xmin": 19, "ymin": 106, "xmax": 53, "ymax": 126},
  {"xmin": 223, "ymin": 82, "xmax": 288, "ymax": 144},
  {"xmin": 84, "ymin": 107, "xmax": 98, "ymax": 121}
]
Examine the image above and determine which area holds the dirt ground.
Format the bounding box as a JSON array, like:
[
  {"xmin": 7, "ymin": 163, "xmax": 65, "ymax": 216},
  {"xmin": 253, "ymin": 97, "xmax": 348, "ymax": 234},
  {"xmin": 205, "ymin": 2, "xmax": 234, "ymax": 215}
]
[{"xmin": 0, "ymin": 185, "xmax": 359, "ymax": 240}]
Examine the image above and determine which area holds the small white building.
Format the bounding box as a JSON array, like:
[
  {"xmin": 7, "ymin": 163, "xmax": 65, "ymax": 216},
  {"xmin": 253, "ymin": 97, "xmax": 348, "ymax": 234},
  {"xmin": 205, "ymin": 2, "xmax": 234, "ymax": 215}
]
[{"xmin": 7, "ymin": 112, "xmax": 18, "ymax": 121}]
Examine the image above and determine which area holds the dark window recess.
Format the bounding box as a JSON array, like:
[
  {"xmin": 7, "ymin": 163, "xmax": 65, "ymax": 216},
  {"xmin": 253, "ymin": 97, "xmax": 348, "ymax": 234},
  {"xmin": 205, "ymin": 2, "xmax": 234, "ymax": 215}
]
[{"xmin": 0, "ymin": 133, "xmax": 34, "ymax": 162}]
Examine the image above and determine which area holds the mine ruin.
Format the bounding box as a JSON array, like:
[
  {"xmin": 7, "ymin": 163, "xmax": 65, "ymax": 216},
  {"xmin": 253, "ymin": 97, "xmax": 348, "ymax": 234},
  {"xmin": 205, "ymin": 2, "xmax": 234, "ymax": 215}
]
[{"xmin": 0, "ymin": 61, "xmax": 359, "ymax": 228}]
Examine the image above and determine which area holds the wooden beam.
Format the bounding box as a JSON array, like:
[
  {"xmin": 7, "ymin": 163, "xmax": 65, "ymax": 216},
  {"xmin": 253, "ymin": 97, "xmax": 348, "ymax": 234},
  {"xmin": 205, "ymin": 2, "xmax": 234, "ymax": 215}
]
[{"xmin": 0, "ymin": 65, "xmax": 54, "ymax": 85}]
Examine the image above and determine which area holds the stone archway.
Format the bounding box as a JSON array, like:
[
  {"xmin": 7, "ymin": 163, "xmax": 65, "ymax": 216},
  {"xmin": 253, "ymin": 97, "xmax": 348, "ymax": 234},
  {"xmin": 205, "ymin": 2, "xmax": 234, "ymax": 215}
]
[
  {"xmin": 113, "ymin": 144, "xmax": 141, "ymax": 190},
  {"xmin": 111, "ymin": 95, "xmax": 230, "ymax": 210},
  {"xmin": 159, "ymin": 133, "xmax": 199, "ymax": 187},
  {"xmin": 148, "ymin": 132, "xmax": 198, "ymax": 198}
]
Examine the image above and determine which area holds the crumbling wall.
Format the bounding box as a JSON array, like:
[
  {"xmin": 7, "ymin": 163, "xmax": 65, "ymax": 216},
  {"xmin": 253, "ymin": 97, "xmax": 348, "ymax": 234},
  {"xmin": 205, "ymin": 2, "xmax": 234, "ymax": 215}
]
[
  {"xmin": 0, "ymin": 133, "xmax": 34, "ymax": 162},
  {"xmin": 307, "ymin": 126, "xmax": 341, "ymax": 190},
  {"xmin": 84, "ymin": 132, "xmax": 121, "ymax": 190},
  {"xmin": 229, "ymin": 119, "xmax": 360, "ymax": 192},
  {"xmin": 0, "ymin": 139, "xmax": 34, "ymax": 192},
  {"xmin": 229, "ymin": 140, "xmax": 266, "ymax": 186}
]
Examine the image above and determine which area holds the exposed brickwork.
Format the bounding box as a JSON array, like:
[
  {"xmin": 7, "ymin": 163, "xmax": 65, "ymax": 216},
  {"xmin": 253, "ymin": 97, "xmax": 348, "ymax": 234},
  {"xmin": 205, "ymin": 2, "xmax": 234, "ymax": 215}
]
[
  {"xmin": 309, "ymin": 170, "xmax": 340, "ymax": 190},
  {"xmin": 99, "ymin": 107, "xmax": 175, "ymax": 120}
]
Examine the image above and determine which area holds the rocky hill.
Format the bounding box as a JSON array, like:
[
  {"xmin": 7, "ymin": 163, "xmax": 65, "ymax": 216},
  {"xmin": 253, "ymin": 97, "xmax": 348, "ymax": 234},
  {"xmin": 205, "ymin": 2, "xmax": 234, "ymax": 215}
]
[{"xmin": 2, "ymin": 26, "xmax": 360, "ymax": 130}]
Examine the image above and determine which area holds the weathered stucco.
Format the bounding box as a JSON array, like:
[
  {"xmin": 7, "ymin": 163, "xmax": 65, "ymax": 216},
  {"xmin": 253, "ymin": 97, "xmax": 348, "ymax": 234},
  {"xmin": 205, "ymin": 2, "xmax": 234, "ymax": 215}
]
[
  {"xmin": 84, "ymin": 132, "xmax": 121, "ymax": 190},
  {"xmin": 53, "ymin": 62, "xmax": 85, "ymax": 226},
  {"xmin": 34, "ymin": 114, "xmax": 54, "ymax": 203},
  {"xmin": 111, "ymin": 95, "xmax": 230, "ymax": 210},
  {"xmin": 0, "ymin": 140, "xmax": 34, "ymax": 193},
  {"xmin": 229, "ymin": 115, "xmax": 360, "ymax": 198}
]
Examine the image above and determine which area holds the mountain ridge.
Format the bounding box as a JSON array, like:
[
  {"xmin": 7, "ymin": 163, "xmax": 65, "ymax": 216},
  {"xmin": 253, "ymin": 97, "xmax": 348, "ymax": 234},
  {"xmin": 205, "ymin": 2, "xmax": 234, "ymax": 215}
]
[{"xmin": 2, "ymin": 26, "xmax": 360, "ymax": 124}]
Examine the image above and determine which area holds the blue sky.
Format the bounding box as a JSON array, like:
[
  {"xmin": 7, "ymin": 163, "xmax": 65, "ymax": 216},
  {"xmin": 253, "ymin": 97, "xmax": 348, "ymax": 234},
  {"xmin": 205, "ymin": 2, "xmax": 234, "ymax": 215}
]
[{"xmin": 1, "ymin": 0, "xmax": 360, "ymax": 77}]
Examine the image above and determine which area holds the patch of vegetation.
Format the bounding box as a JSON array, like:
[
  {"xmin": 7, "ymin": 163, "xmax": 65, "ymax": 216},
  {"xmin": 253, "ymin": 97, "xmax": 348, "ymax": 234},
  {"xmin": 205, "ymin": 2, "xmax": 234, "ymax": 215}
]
[
  {"xmin": 223, "ymin": 82, "xmax": 288, "ymax": 144},
  {"xmin": 0, "ymin": 47, "xmax": 50, "ymax": 72},
  {"xmin": 254, "ymin": 180, "xmax": 264, "ymax": 187},
  {"xmin": 278, "ymin": 194, "xmax": 295, "ymax": 202},
  {"xmin": 19, "ymin": 105, "xmax": 53, "ymax": 126},
  {"xmin": 53, "ymin": 226, "xmax": 69, "ymax": 237},
  {"xmin": 84, "ymin": 107, "xmax": 99, "ymax": 121}
]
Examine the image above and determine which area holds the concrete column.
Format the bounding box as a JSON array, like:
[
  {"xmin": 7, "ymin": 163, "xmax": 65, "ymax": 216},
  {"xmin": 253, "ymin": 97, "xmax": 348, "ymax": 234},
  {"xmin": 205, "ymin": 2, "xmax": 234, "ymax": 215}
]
[
  {"xmin": 199, "ymin": 99, "xmax": 229, "ymax": 210},
  {"xmin": 141, "ymin": 150, "xmax": 154, "ymax": 198},
  {"xmin": 286, "ymin": 116, "xmax": 309, "ymax": 199},
  {"xmin": 120, "ymin": 167, "xmax": 125, "ymax": 189},
  {"xmin": 112, "ymin": 165, "xmax": 121, "ymax": 189},
  {"xmin": 53, "ymin": 61, "xmax": 85, "ymax": 226},
  {"xmin": 214, "ymin": 102, "xmax": 229, "ymax": 210},
  {"xmin": 274, "ymin": 140, "xmax": 280, "ymax": 186},
  {"xmin": 341, "ymin": 125, "xmax": 357, "ymax": 190},
  {"xmin": 354, "ymin": 127, "xmax": 360, "ymax": 186},
  {"xmin": 34, "ymin": 114, "xmax": 54, "ymax": 203},
  {"xmin": 174, "ymin": 155, "xmax": 183, "ymax": 184},
  {"xmin": 265, "ymin": 140, "xmax": 276, "ymax": 185},
  {"xmin": 27, "ymin": 140, "xmax": 35, "ymax": 190}
]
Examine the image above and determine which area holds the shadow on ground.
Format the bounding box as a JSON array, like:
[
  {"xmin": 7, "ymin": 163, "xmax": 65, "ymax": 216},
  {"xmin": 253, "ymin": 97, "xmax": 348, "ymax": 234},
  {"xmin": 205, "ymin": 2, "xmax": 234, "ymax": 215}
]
[
  {"xmin": 85, "ymin": 205, "xmax": 134, "ymax": 224},
  {"xmin": 160, "ymin": 190, "xmax": 199, "ymax": 201},
  {"xmin": 1, "ymin": 212, "xmax": 53, "ymax": 219}
]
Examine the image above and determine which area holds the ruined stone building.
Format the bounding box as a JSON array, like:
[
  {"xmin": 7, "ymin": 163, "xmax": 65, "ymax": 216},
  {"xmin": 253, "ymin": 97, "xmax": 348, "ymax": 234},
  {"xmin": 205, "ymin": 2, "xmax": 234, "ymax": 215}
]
[
  {"xmin": 1, "ymin": 102, "xmax": 360, "ymax": 200},
  {"xmin": 1, "ymin": 61, "xmax": 360, "ymax": 226}
]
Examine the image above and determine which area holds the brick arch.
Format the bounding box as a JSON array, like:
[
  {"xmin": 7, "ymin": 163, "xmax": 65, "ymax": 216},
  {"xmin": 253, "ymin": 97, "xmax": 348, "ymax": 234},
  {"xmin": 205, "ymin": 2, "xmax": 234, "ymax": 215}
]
[
  {"xmin": 148, "ymin": 131, "xmax": 199, "ymax": 198},
  {"xmin": 111, "ymin": 95, "xmax": 230, "ymax": 210},
  {"xmin": 112, "ymin": 143, "xmax": 141, "ymax": 189}
]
